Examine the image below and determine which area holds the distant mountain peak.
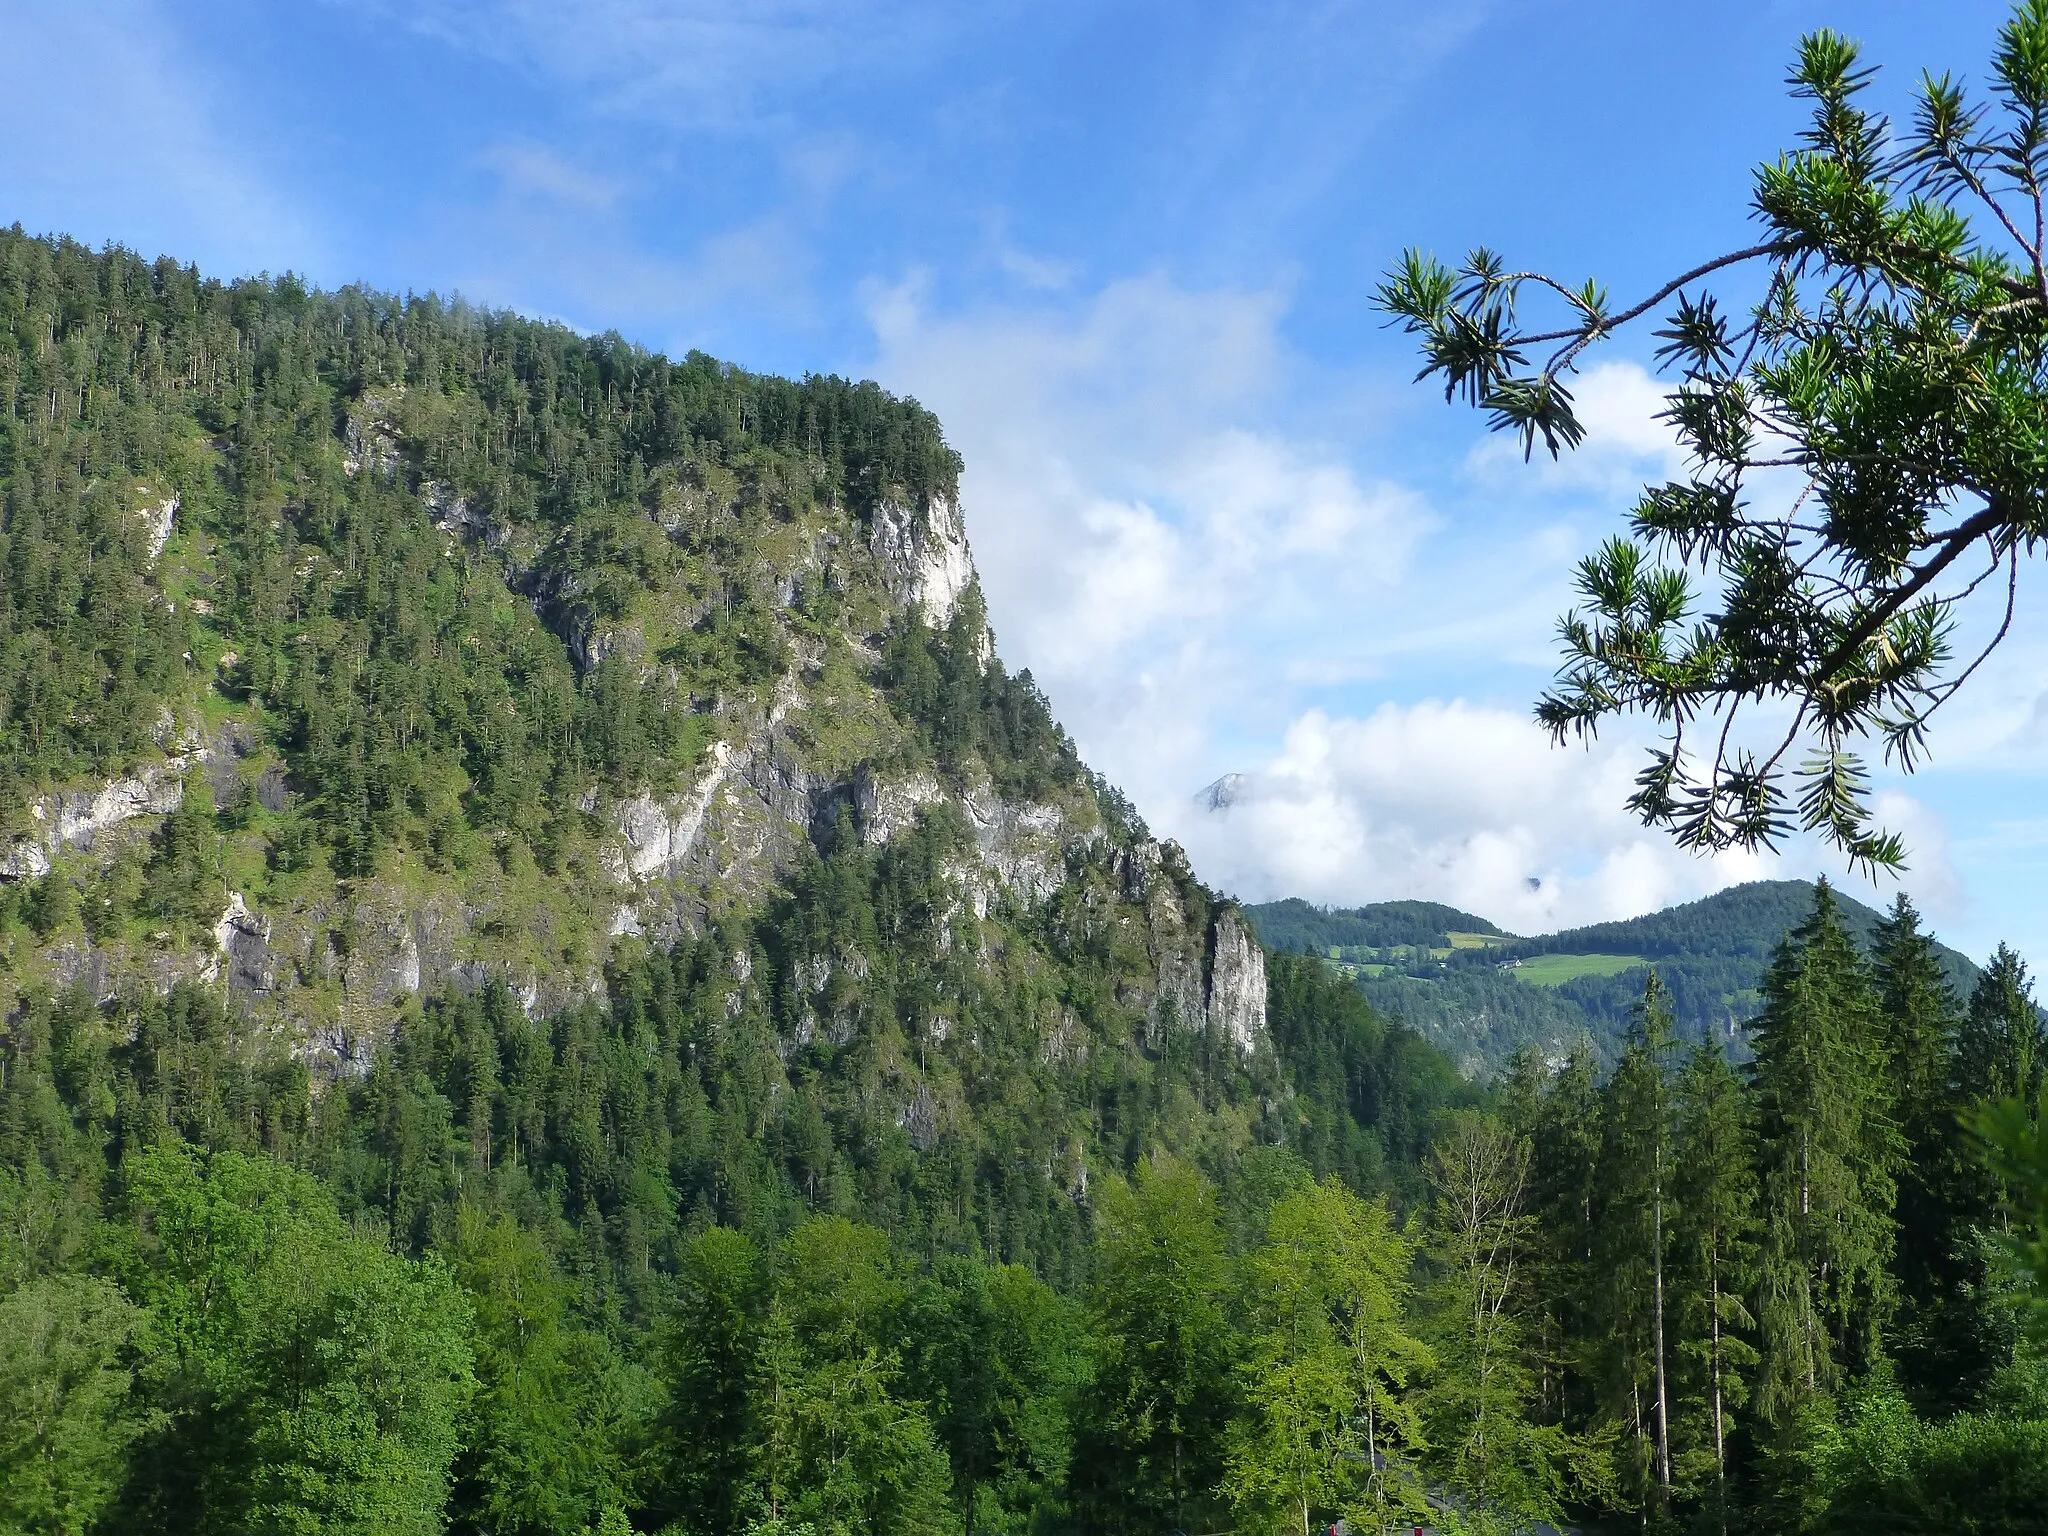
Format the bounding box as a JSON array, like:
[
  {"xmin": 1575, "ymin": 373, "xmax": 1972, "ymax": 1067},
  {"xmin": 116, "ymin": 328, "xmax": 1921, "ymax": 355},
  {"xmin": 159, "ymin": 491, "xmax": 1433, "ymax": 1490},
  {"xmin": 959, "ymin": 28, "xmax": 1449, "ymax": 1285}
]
[{"xmin": 1195, "ymin": 772, "xmax": 1245, "ymax": 812}]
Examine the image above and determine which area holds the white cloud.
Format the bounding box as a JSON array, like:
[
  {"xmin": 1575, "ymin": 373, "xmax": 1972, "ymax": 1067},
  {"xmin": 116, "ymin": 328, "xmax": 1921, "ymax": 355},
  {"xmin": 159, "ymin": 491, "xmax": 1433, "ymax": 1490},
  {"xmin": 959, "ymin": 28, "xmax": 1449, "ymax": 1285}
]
[
  {"xmin": 1174, "ymin": 701, "xmax": 1781, "ymax": 931},
  {"xmin": 1465, "ymin": 359, "xmax": 1684, "ymax": 495},
  {"xmin": 868, "ymin": 281, "xmax": 1973, "ymax": 934},
  {"xmin": 1178, "ymin": 703, "xmax": 1963, "ymax": 933},
  {"xmin": 868, "ymin": 273, "xmax": 1439, "ymax": 800}
]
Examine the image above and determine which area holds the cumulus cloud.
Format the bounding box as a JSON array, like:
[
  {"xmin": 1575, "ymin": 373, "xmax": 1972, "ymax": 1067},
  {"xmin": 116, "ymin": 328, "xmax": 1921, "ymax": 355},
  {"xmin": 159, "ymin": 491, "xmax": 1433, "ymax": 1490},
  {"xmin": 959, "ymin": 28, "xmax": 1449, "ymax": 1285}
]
[
  {"xmin": 868, "ymin": 273, "xmax": 1443, "ymax": 803},
  {"xmin": 869, "ymin": 281, "xmax": 1973, "ymax": 933},
  {"xmin": 1174, "ymin": 701, "xmax": 1785, "ymax": 931},
  {"xmin": 1178, "ymin": 703, "xmax": 1964, "ymax": 932}
]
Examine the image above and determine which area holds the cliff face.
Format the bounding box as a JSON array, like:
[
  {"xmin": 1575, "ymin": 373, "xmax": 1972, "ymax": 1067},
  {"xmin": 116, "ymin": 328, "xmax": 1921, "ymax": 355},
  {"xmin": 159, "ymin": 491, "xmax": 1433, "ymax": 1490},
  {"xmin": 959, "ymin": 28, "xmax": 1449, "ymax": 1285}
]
[{"xmin": 0, "ymin": 241, "xmax": 1265, "ymax": 1087}]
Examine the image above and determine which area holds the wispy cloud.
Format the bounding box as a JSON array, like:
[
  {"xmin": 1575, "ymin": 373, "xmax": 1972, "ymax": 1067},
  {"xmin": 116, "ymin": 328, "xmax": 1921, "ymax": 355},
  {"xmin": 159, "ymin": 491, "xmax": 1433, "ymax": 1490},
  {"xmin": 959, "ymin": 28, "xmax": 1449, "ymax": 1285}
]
[
  {"xmin": 345, "ymin": 0, "xmax": 976, "ymax": 131},
  {"xmin": 0, "ymin": 0, "xmax": 322, "ymax": 272}
]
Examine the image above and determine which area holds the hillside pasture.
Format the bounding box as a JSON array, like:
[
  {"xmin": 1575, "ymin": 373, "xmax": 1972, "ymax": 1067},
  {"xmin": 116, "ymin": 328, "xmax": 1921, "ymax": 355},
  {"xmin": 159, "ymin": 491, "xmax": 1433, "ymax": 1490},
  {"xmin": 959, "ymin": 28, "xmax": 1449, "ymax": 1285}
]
[{"xmin": 1509, "ymin": 952, "xmax": 1646, "ymax": 987}]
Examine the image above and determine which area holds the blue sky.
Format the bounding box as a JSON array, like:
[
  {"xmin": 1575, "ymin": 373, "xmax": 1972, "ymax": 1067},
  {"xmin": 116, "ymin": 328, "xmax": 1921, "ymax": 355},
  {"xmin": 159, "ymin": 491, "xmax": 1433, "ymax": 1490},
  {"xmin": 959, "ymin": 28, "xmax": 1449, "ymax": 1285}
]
[{"xmin": 9, "ymin": 0, "xmax": 2047, "ymax": 962}]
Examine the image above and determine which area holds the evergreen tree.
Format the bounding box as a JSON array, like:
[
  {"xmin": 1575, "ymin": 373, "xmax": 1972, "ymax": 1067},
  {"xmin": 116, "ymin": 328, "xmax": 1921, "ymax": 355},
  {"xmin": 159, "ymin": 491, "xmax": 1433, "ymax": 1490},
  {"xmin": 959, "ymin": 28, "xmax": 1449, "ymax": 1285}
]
[
  {"xmin": 1869, "ymin": 895, "xmax": 1977, "ymax": 1409},
  {"xmin": 1669, "ymin": 1042, "xmax": 1760, "ymax": 1529},
  {"xmin": 1748, "ymin": 881, "xmax": 1901, "ymax": 1424},
  {"xmin": 1509, "ymin": 1047, "xmax": 1602, "ymax": 1431},
  {"xmin": 1956, "ymin": 949, "xmax": 2047, "ymax": 1263},
  {"xmin": 1958, "ymin": 946, "xmax": 2045, "ymax": 1115},
  {"xmin": 654, "ymin": 1227, "xmax": 765, "ymax": 1536},
  {"xmin": 1592, "ymin": 973, "xmax": 1679, "ymax": 1512},
  {"xmin": 902, "ymin": 1257, "xmax": 1088, "ymax": 1536}
]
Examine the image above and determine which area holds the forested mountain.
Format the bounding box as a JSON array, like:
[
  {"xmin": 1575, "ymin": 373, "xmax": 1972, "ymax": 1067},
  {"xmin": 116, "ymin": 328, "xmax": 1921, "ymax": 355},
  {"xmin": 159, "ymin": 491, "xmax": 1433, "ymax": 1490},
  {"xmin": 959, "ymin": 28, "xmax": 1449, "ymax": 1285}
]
[
  {"xmin": 1249, "ymin": 881, "xmax": 1984, "ymax": 1074},
  {"xmin": 0, "ymin": 230, "xmax": 1478, "ymax": 1536},
  {"xmin": 3, "ymin": 230, "xmax": 2047, "ymax": 1536}
]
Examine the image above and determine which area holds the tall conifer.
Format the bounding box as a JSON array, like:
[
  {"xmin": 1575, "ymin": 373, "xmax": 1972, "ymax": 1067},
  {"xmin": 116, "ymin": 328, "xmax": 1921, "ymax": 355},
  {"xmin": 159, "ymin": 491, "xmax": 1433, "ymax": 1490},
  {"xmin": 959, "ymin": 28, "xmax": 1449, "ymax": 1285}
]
[
  {"xmin": 1957, "ymin": 947, "xmax": 2047, "ymax": 1240},
  {"xmin": 1868, "ymin": 895, "xmax": 1974, "ymax": 1408},
  {"xmin": 1957, "ymin": 946, "xmax": 2045, "ymax": 1112},
  {"xmin": 1593, "ymin": 974, "xmax": 1679, "ymax": 1510},
  {"xmin": 1670, "ymin": 1042, "xmax": 1759, "ymax": 1531},
  {"xmin": 1747, "ymin": 881, "xmax": 1901, "ymax": 1423},
  {"xmin": 1515, "ymin": 1047, "xmax": 1603, "ymax": 1430}
]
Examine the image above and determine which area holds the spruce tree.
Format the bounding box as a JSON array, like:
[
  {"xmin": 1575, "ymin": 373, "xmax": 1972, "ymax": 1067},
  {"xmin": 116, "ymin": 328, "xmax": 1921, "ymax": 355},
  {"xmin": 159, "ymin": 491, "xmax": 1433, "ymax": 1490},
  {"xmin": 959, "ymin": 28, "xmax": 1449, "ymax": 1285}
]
[
  {"xmin": 1513, "ymin": 1046, "xmax": 1603, "ymax": 1430},
  {"xmin": 1957, "ymin": 945, "xmax": 2045, "ymax": 1113},
  {"xmin": 1868, "ymin": 895, "xmax": 1974, "ymax": 1409},
  {"xmin": 1670, "ymin": 1042, "xmax": 1759, "ymax": 1531},
  {"xmin": 1592, "ymin": 974, "xmax": 1679, "ymax": 1512},
  {"xmin": 1957, "ymin": 947, "xmax": 2047, "ymax": 1243},
  {"xmin": 1748, "ymin": 881, "xmax": 1901, "ymax": 1424}
]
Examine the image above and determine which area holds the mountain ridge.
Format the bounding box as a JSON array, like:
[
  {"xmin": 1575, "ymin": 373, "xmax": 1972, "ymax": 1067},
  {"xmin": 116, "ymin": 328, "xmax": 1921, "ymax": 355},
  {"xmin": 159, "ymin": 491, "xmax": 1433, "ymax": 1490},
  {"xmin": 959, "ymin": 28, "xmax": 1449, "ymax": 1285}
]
[{"xmin": 1246, "ymin": 878, "xmax": 1982, "ymax": 1074}]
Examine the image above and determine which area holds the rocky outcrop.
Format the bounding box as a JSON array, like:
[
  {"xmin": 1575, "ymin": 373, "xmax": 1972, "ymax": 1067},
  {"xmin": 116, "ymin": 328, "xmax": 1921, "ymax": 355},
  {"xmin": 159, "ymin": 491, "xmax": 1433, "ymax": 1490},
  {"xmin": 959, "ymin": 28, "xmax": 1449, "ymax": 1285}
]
[
  {"xmin": 960, "ymin": 780, "xmax": 1064, "ymax": 908},
  {"xmin": 1205, "ymin": 907, "xmax": 1266, "ymax": 1054},
  {"xmin": 342, "ymin": 393, "xmax": 402, "ymax": 479},
  {"xmin": 1124, "ymin": 838, "xmax": 1267, "ymax": 1056},
  {"xmin": 137, "ymin": 490, "xmax": 178, "ymax": 561},
  {"xmin": 0, "ymin": 754, "xmax": 206, "ymax": 878},
  {"xmin": 871, "ymin": 495, "xmax": 973, "ymax": 623},
  {"xmin": 611, "ymin": 741, "xmax": 737, "ymax": 880},
  {"xmin": 854, "ymin": 767, "xmax": 945, "ymax": 845},
  {"xmin": 212, "ymin": 893, "xmax": 274, "ymax": 993},
  {"xmin": 852, "ymin": 766, "xmax": 1067, "ymax": 911}
]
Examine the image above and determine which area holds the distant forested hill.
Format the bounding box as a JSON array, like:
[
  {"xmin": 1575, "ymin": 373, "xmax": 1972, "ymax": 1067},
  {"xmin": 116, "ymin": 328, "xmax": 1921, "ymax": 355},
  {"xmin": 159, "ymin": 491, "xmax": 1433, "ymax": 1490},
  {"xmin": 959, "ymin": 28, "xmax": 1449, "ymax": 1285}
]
[
  {"xmin": 1247, "ymin": 880, "xmax": 1983, "ymax": 1075},
  {"xmin": 1240, "ymin": 897, "xmax": 1504, "ymax": 953}
]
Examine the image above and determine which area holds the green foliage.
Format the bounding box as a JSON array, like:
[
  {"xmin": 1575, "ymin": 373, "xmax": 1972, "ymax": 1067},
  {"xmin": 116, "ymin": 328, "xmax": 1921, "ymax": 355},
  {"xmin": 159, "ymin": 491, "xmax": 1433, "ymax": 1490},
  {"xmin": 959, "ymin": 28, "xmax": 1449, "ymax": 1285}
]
[
  {"xmin": 1750, "ymin": 882, "xmax": 1901, "ymax": 1424},
  {"xmin": 1379, "ymin": 4, "xmax": 2048, "ymax": 869},
  {"xmin": 1223, "ymin": 1177, "xmax": 1429, "ymax": 1536},
  {"xmin": 0, "ymin": 1273, "xmax": 155, "ymax": 1536},
  {"xmin": 1415, "ymin": 1111, "xmax": 1573, "ymax": 1524},
  {"xmin": 902, "ymin": 1257, "xmax": 1089, "ymax": 1536},
  {"xmin": 1669, "ymin": 1039, "xmax": 1760, "ymax": 1508},
  {"xmin": 1262, "ymin": 952, "xmax": 1478, "ymax": 1201},
  {"xmin": 1071, "ymin": 1158, "xmax": 1236, "ymax": 1536},
  {"xmin": 1976, "ymin": 1090, "xmax": 2048, "ymax": 1350},
  {"xmin": 111, "ymin": 1144, "xmax": 476, "ymax": 1536},
  {"xmin": 1589, "ymin": 974, "xmax": 1680, "ymax": 1510},
  {"xmin": 446, "ymin": 1208, "xmax": 639, "ymax": 1536},
  {"xmin": 0, "ymin": 227, "xmax": 962, "ymax": 874},
  {"xmin": 1804, "ymin": 1376, "xmax": 2048, "ymax": 1534}
]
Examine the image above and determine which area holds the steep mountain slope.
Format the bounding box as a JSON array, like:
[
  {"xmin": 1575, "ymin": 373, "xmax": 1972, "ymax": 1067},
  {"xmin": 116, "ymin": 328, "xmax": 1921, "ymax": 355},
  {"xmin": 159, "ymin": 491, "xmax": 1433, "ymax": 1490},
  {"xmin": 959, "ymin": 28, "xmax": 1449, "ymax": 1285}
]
[
  {"xmin": 1248, "ymin": 880, "xmax": 1982, "ymax": 1075},
  {"xmin": 0, "ymin": 232, "xmax": 1483, "ymax": 1279}
]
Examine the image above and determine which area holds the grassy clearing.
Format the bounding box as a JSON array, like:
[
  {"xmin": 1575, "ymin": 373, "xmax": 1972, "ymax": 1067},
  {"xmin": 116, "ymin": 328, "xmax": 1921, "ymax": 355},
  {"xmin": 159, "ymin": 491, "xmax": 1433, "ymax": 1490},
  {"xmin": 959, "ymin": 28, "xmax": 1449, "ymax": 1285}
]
[
  {"xmin": 1447, "ymin": 930, "xmax": 1509, "ymax": 949},
  {"xmin": 1510, "ymin": 952, "xmax": 1646, "ymax": 987}
]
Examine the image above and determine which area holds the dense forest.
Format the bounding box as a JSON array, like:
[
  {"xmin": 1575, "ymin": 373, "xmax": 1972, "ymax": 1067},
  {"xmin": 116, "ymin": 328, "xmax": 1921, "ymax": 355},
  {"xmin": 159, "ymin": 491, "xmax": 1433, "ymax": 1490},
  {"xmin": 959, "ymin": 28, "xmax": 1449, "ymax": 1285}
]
[
  {"xmin": 8, "ymin": 883, "xmax": 2048, "ymax": 1534},
  {"xmin": 1, "ymin": 230, "xmax": 2047, "ymax": 1536},
  {"xmin": 1250, "ymin": 882, "xmax": 1986, "ymax": 1074}
]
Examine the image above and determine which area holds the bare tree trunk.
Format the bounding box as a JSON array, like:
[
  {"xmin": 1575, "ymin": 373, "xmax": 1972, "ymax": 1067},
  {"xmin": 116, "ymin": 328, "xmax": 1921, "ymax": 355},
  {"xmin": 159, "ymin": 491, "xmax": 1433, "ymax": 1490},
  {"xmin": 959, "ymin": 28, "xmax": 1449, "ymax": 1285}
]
[
  {"xmin": 1652, "ymin": 1170, "xmax": 1671, "ymax": 1498},
  {"xmin": 1712, "ymin": 1262, "xmax": 1728, "ymax": 1536}
]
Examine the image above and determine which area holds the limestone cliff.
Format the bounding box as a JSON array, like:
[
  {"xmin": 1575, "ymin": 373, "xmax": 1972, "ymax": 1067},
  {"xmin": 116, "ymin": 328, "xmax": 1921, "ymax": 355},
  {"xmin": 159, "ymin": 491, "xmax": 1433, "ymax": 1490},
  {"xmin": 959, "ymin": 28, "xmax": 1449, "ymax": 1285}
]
[{"xmin": 0, "ymin": 353, "xmax": 1265, "ymax": 1077}]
